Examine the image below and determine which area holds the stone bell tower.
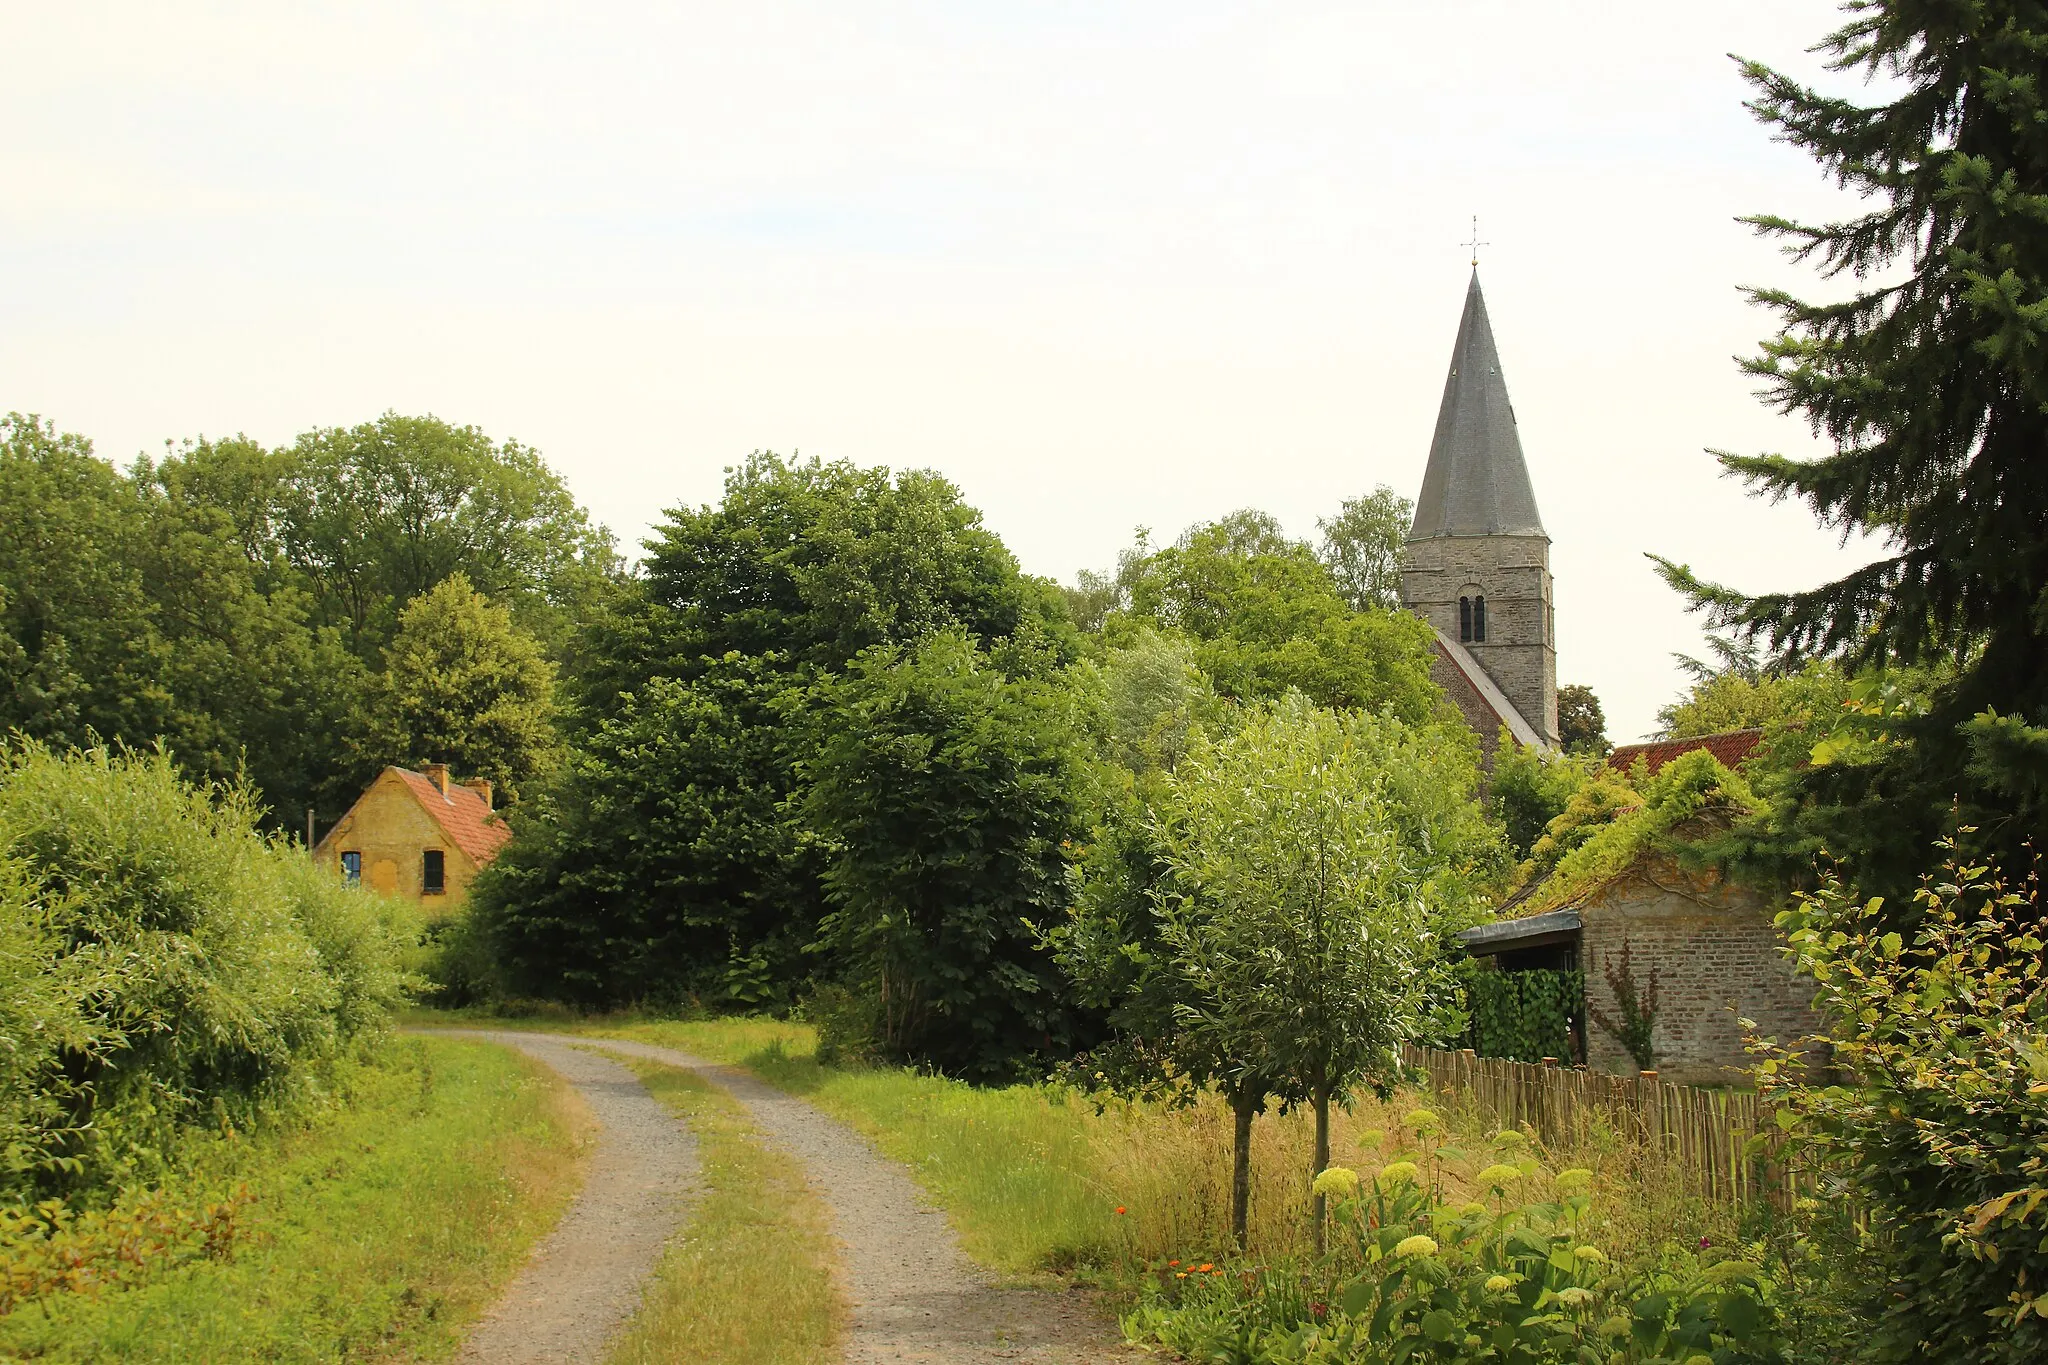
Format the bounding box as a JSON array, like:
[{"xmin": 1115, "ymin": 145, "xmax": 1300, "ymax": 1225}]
[{"xmin": 1400, "ymin": 269, "xmax": 1557, "ymax": 752}]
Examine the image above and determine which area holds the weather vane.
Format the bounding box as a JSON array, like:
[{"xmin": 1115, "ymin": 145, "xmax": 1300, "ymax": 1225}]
[{"xmin": 1463, "ymin": 215, "xmax": 1489, "ymax": 268}]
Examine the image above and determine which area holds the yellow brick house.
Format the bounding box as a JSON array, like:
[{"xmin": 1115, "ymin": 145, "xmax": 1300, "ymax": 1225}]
[{"xmin": 312, "ymin": 763, "xmax": 511, "ymax": 913}]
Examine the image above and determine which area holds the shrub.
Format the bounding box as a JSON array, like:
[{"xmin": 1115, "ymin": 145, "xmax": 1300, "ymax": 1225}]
[
  {"xmin": 1126, "ymin": 1135, "xmax": 1785, "ymax": 1364},
  {"xmin": 1456, "ymin": 962, "xmax": 1581, "ymax": 1064},
  {"xmin": 0, "ymin": 743, "xmax": 418, "ymax": 1203},
  {"xmin": 1756, "ymin": 837, "xmax": 2048, "ymax": 1363}
]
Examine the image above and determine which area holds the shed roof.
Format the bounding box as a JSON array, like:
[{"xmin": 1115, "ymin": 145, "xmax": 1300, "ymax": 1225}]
[
  {"xmin": 1607, "ymin": 728, "xmax": 1764, "ymax": 778},
  {"xmin": 1457, "ymin": 908, "xmax": 1582, "ymax": 954},
  {"xmin": 1409, "ymin": 271, "xmax": 1545, "ymax": 541}
]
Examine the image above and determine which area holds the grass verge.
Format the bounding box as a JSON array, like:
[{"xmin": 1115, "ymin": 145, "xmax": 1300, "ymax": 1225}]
[
  {"xmin": 0, "ymin": 1033, "xmax": 587, "ymax": 1363},
  {"xmin": 602, "ymin": 1057, "xmax": 842, "ymax": 1365}
]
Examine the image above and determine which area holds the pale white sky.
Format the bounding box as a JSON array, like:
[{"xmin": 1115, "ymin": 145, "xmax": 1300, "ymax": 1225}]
[{"xmin": 3, "ymin": 1, "xmax": 1883, "ymax": 742}]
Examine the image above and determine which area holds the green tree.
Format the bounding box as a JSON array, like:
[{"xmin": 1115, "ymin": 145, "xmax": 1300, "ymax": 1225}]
[
  {"xmin": 1657, "ymin": 2, "xmax": 2048, "ymax": 898},
  {"xmin": 1317, "ymin": 486, "xmax": 1412, "ymax": 613},
  {"xmin": 1152, "ymin": 696, "xmax": 1485, "ymax": 1249},
  {"xmin": 1489, "ymin": 743, "xmax": 1608, "ymax": 863},
  {"xmin": 1118, "ymin": 514, "xmax": 1442, "ymax": 720},
  {"xmin": 270, "ymin": 413, "xmax": 618, "ymax": 659},
  {"xmin": 367, "ymin": 574, "xmax": 560, "ymax": 800},
  {"xmin": 806, "ymin": 631, "xmax": 1097, "ymax": 1081},
  {"xmin": 1556, "ymin": 683, "xmax": 1609, "ymax": 756}
]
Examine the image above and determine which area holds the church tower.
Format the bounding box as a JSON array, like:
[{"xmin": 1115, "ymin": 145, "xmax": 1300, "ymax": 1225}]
[{"xmin": 1400, "ymin": 270, "xmax": 1558, "ymax": 752}]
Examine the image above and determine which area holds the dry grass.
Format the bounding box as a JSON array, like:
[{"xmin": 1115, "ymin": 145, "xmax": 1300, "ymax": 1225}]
[{"xmin": 603, "ymin": 1058, "xmax": 843, "ymax": 1365}]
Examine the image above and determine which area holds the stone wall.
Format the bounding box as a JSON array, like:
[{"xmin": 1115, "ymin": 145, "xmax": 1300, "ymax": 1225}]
[
  {"xmin": 312, "ymin": 770, "xmax": 481, "ymax": 916},
  {"xmin": 1402, "ymin": 532, "xmax": 1556, "ymax": 744},
  {"xmin": 1578, "ymin": 858, "xmax": 1820, "ymax": 1086}
]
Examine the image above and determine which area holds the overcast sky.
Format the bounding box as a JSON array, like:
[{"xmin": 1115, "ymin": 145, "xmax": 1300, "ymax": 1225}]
[{"xmin": 4, "ymin": 1, "xmax": 1885, "ymax": 742}]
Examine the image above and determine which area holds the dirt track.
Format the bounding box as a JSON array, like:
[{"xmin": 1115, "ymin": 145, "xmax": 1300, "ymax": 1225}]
[{"xmin": 442, "ymin": 1029, "xmax": 1129, "ymax": 1363}]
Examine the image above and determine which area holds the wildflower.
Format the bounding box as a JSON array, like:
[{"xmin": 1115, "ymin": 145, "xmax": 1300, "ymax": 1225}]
[
  {"xmin": 1357, "ymin": 1127, "xmax": 1386, "ymax": 1149},
  {"xmin": 1476, "ymin": 1163, "xmax": 1523, "ymax": 1190},
  {"xmin": 1698, "ymin": 1235, "xmax": 1712, "ymax": 1249},
  {"xmin": 1377, "ymin": 1161, "xmax": 1421, "ymax": 1186},
  {"xmin": 1167, "ymin": 1259, "xmax": 1180, "ymax": 1267},
  {"xmin": 1310, "ymin": 1301, "xmax": 1328, "ymax": 1321},
  {"xmin": 1394, "ymin": 1234, "xmax": 1438, "ymax": 1258},
  {"xmin": 1114, "ymin": 1206, "xmax": 1126, "ymax": 1215},
  {"xmin": 1460, "ymin": 1201, "xmax": 1487, "ymax": 1217},
  {"xmin": 1599, "ymin": 1316, "xmax": 1630, "ymax": 1338},
  {"xmin": 1175, "ymin": 1271, "xmax": 1187, "ymax": 1279},
  {"xmin": 1312, "ymin": 1166, "xmax": 1359, "ymax": 1200},
  {"xmin": 1574, "ymin": 1245, "xmax": 1606, "ymax": 1264},
  {"xmin": 1555, "ymin": 1287, "xmax": 1595, "ymax": 1307},
  {"xmin": 1553, "ymin": 1167, "xmax": 1595, "ymax": 1193},
  {"xmin": 1197, "ymin": 1263, "xmax": 1214, "ymax": 1273},
  {"xmin": 1491, "ymin": 1129, "xmax": 1528, "ymax": 1148},
  {"xmin": 1484, "ymin": 1274, "xmax": 1514, "ymax": 1293},
  {"xmin": 1403, "ymin": 1108, "xmax": 1441, "ymax": 1133}
]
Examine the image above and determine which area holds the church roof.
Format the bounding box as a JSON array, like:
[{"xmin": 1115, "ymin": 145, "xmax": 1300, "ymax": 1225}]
[{"xmin": 1409, "ymin": 271, "xmax": 1545, "ymax": 540}]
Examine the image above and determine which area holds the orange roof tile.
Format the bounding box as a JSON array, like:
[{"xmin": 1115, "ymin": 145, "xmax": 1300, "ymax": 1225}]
[
  {"xmin": 394, "ymin": 768, "xmax": 512, "ymax": 867},
  {"xmin": 1606, "ymin": 728, "xmax": 1764, "ymax": 779}
]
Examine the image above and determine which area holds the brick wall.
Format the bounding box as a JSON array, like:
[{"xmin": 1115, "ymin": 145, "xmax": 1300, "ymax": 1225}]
[{"xmin": 1578, "ymin": 858, "xmax": 1820, "ymax": 1086}]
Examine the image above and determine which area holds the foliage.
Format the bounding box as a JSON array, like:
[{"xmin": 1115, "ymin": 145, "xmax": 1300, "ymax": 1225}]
[
  {"xmin": 0, "ymin": 743, "xmax": 416, "ymax": 1203},
  {"xmin": 1755, "ymin": 838, "xmax": 2048, "ymax": 1363},
  {"xmin": 1316, "ymin": 487, "xmax": 1412, "ymax": 614},
  {"xmin": 1518, "ymin": 752, "xmax": 1756, "ymax": 915},
  {"xmin": 1098, "ymin": 627, "xmax": 1226, "ymax": 775},
  {"xmin": 1654, "ymin": 0, "xmax": 2048, "ymax": 900},
  {"xmin": 1488, "ymin": 746, "xmax": 1608, "ymax": 864},
  {"xmin": 1588, "ymin": 937, "xmax": 1660, "ymax": 1072},
  {"xmin": 366, "ymin": 573, "xmax": 561, "ymax": 801},
  {"xmin": 0, "ymin": 1186, "xmax": 250, "ymax": 1316},
  {"xmin": 1113, "ymin": 513, "xmax": 1444, "ymax": 720},
  {"xmin": 806, "ymin": 630, "xmax": 1098, "ymax": 1081},
  {"xmin": 1126, "ymin": 1152, "xmax": 1785, "ymax": 1364},
  {"xmin": 1457, "ymin": 963, "xmax": 1582, "ymax": 1064},
  {"xmin": 1555, "ymin": 685, "xmax": 1608, "ymax": 757}
]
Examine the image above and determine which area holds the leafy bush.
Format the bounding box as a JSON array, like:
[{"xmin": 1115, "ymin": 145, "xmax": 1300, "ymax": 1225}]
[
  {"xmin": 0, "ymin": 743, "xmax": 417, "ymax": 1203},
  {"xmin": 1756, "ymin": 838, "xmax": 2048, "ymax": 1363},
  {"xmin": 1457, "ymin": 963, "xmax": 1581, "ymax": 1064},
  {"xmin": 1126, "ymin": 1133, "xmax": 1785, "ymax": 1364}
]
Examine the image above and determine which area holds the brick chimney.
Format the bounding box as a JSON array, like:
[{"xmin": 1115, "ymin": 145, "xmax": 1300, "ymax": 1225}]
[
  {"xmin": 459, "ymin": 777, "xmax": 494, "ymax": 810},
  {"xmin": 421, "ymin": 762, "xmax": 451, "ymax": 796}
]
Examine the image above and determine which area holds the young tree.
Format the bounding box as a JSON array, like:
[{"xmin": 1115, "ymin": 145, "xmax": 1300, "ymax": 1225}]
[
  {"xmin": 369, "ymin": 574, "xmax": 560, "ymax": 800},
  {"xmin": 1657, "ymin": 2, "xmax": 2048, "ymax": 897},
  {"xmin": 806, "ymin": 630, "xmax": 1097, "ymax": 1081},
  {"xmin": 1317, "ymin": 486, "xmax": 1412, "ymax": 613},
  {"xmin": 1152, "ymin": 696, "xmax": 1461, "ymax": 1250}
]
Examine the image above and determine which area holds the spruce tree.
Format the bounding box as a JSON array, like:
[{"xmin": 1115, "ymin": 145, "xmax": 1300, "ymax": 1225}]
[{"xmin": 1658, "ymin": 1, "xmax": 2048, "ymax": 897}]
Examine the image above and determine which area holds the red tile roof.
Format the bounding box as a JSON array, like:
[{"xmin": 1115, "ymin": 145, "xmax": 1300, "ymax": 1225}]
[
  {"xmin": 1606, "ymin": 728, "xmax": 1764, "ymax": 778},
  {"xmin": 394, "ymin": 768, "xmax": 512, "ymax": 867}
]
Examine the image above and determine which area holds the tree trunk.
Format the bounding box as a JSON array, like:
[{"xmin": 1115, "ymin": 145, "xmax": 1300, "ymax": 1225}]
[
  {"xmin": 1231, "ymin": 1091, "xmax": 1258, "ymax": 1251},
  {"xmin": 1311, "ymin": 1084, "xmax": 1332, "ymax": 1255}
]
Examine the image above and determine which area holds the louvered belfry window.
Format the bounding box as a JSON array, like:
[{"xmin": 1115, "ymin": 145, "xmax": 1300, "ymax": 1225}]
[
  {"xmin": 1458, "ymin": 596, "xmax": 1473, "ymax": 642},
  {"xmin": 1473, "ymin": 595, "xmax": 1488, "ymax": 643}
]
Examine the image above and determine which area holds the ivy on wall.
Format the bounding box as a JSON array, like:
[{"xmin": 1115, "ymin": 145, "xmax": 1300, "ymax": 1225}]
[{"xmin": 1455, "ymin": 960, "xmax": 1583, "ymax": 1063}]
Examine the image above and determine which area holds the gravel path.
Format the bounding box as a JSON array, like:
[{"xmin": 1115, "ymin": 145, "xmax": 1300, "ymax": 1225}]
[
  {"xmin": 442, "ymin": 1032, "xmax": 702, "ymax": 1365},
  {"xmin": 443, "ymin": 1028, "xmax": 1130, "ymax": 1364}
]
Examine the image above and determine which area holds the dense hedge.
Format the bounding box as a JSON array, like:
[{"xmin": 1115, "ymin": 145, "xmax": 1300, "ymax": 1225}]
[
  {"xmin": 1456, "ymin": 960, "xmax": 1582, "ymax": 1063},
  {"xmin": 0, "ymin": 744, "xmax": 418, "ymax": 1204}
]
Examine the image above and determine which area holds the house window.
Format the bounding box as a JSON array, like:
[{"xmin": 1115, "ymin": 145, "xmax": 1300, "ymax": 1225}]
[
  {"xmin": 1458, "ymin": 596, "xmax": 1473, "ymax": 642},
  {"xmin": 423, "ymin": 849, "xmax": 445, "ymax": 896},
  {"xmin": 1473, "ymin": 595, "xmax": 1487, "ymax": 642},
  {"xmin": 340, "ymin": 851, "xmax": 362, "ymax": 885}
]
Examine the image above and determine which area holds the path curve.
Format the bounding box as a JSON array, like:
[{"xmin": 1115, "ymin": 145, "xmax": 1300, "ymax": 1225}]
[
  {"xmin": 442, "ymin": 1033, "xmax": 702, "ymax": 1365},
  {"xmin": 452, "ymin": 1030, "xmax": 1130, "ymax": 1364}
]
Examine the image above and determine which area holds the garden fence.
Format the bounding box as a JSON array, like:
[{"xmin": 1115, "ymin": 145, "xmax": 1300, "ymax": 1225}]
[{"xmin": 1399, "ymin": 1044, "xmax": 1810, "ymax": 1207}]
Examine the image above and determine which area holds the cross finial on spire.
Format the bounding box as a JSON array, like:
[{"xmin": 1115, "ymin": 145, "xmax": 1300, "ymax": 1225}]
[{"xmin": 1462, "ymin": 215, "xmax": 1489, "ymax": 268}]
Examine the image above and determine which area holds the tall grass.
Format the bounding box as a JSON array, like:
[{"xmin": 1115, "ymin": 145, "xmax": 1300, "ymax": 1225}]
[
  {"xmin": 605, "ymin": 1058, "xmax": 842, "ymax": 1365},
  {"xmin": 0, "ymin": 1034, "xmax": 587, "ymax": 1361}
]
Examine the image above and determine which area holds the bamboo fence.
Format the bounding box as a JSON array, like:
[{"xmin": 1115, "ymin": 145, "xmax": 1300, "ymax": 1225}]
[{"xmin": 1399, "ymin": 1044, "xmax": 1807, "ymax": 1207}]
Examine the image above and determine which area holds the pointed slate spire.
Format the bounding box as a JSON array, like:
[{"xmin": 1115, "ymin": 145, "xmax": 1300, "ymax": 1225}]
[{"xmin": 1408, "ymin": 271, "xmax": 1545, "ymax": 539}]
